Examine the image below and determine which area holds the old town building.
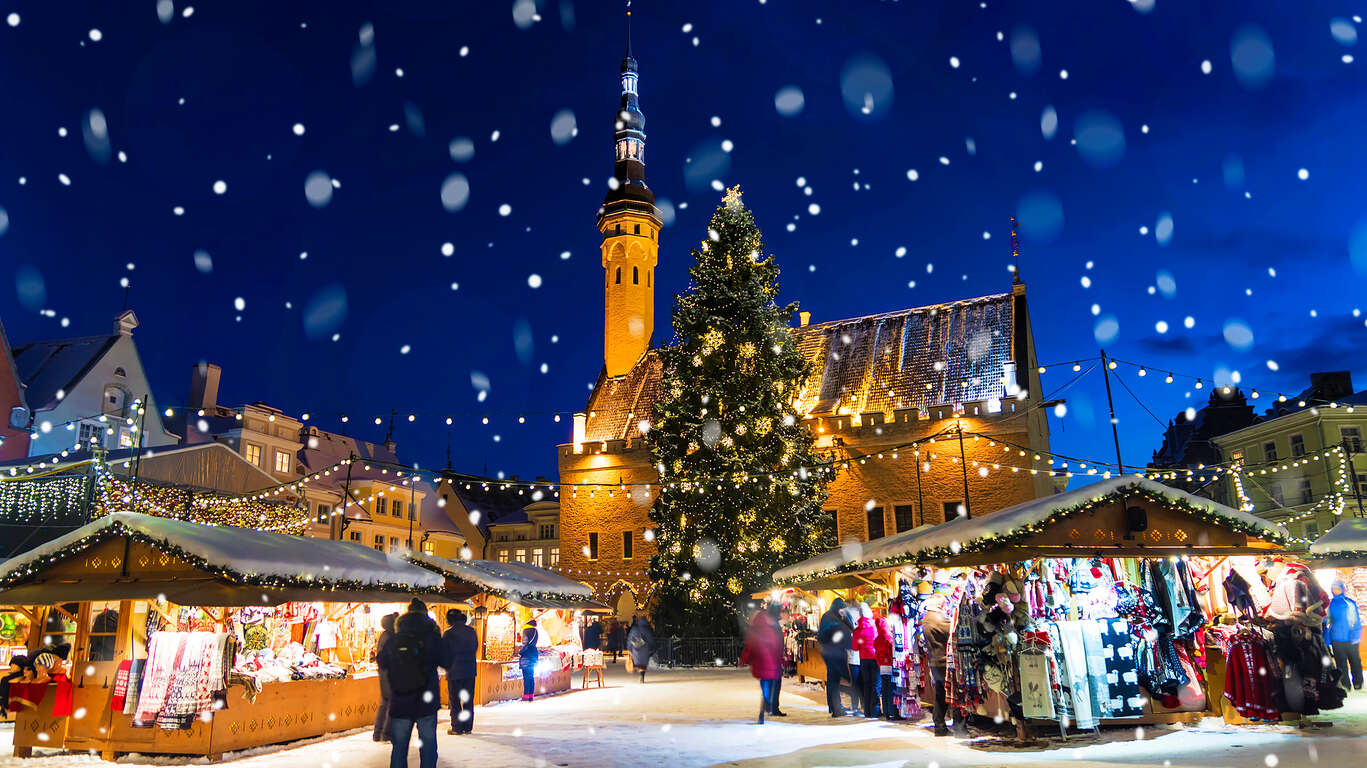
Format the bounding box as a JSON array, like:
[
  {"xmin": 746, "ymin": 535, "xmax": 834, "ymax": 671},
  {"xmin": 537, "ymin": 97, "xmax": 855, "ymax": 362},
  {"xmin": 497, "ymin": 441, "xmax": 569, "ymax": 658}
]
[{"xmin": 555, "ymin": 47, "xmax": 1055, "ymax": 615}]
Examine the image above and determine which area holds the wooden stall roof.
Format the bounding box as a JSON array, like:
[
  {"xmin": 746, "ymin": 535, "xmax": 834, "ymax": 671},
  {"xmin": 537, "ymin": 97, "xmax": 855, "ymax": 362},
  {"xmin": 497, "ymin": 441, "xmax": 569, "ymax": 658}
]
[
  {"xmin": 774, "ymin": 477, "xmax": 1290, "ymax": 582},
  {"xmin": 1307, "ymin": 516, "xmax": 1367, "ymax": 567},
  {"xmin": 405, "ymin": 552, "xmax": 606, "ymax": 610},
  {"xmin": 0, "ymin": 511, "xmax": 443, "ymax": 605}
]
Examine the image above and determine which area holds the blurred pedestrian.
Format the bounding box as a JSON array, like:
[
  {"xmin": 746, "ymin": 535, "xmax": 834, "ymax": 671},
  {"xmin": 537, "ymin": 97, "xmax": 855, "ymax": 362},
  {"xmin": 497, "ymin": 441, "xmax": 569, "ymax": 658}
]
[{"xmin": 740, "ymin": 605, "xmax": 783, "ymax": 724}]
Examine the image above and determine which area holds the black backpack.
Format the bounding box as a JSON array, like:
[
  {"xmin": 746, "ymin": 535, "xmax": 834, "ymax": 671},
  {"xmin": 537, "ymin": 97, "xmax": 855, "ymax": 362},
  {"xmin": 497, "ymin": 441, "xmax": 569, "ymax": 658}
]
[{"xmin": 389, "ymin": 629, "xmax": 430, "ymax": 695}]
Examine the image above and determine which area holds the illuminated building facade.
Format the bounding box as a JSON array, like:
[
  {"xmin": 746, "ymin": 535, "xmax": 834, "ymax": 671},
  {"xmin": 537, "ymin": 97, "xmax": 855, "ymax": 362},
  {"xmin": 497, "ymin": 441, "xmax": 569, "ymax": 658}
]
[{"xmin": 556, "ymin": 43, "xmax": 1055, "ymax": 614}]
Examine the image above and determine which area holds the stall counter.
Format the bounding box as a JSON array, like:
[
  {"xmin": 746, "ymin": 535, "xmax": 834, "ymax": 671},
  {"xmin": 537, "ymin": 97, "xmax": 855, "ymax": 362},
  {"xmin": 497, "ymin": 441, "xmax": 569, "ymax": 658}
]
[{"xmin": 15, "ymin": 675, "xmax": 380, "ymax": 760}]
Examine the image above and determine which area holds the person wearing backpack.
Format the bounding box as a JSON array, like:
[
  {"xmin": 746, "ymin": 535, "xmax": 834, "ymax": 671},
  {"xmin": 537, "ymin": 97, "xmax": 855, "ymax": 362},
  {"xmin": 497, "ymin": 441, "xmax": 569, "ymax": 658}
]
[{"xmin": 378, "ymin": 599, "xmax": 447, "ymax": 768}]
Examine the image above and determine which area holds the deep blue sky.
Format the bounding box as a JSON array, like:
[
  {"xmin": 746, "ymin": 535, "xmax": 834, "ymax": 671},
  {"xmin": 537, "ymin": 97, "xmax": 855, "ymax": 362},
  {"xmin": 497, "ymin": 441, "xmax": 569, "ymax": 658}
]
[{"xmin": 2, "ymin": 0, "xmax": 1365, "ymax": 480}]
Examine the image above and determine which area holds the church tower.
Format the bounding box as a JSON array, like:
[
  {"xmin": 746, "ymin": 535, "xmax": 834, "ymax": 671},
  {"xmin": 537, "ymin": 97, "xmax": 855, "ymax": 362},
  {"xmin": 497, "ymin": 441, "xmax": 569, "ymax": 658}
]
[{"xmin": 597, "ymin": 10, "xmax": 661, "ymax": 378}]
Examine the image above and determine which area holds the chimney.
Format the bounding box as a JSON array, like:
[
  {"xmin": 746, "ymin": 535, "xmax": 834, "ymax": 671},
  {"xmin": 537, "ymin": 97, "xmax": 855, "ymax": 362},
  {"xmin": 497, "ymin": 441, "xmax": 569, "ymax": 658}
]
[
  {"xmin": 1309, "ymin": 371, "xmax": 1353, "ymax": 402},
  {"xmin": 572, "ymin": 412, "xmax": 587, "ymax": 453},
  {"xmin": 189, "ymin": 362, "xmax": 221, "ymax": 411},
  {"xmin": 799, "ymin": 311, "xmax": 811, "ymax": 327}
]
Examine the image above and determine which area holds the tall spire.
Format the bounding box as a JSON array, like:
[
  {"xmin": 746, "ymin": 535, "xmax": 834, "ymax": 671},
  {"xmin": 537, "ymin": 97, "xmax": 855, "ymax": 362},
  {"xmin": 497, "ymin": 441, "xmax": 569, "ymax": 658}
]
[{"xmin": 602, "ymin": 4, "xmax": 653, "ymax": 214}]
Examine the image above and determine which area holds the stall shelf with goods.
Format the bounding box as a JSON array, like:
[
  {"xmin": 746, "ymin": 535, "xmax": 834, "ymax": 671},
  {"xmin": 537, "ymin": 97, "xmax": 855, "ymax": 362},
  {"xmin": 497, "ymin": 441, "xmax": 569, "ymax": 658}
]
[
  {"xmin": 771, "ymin": 477, "xmax": 1337, "ymax": 736},
  {"xmin": 406, "ymin": 553, "xmax": 607, "ymax": 704},
  {"xmin": 0, "ymin": 512, "xmax": 443, "ymax": 761}
]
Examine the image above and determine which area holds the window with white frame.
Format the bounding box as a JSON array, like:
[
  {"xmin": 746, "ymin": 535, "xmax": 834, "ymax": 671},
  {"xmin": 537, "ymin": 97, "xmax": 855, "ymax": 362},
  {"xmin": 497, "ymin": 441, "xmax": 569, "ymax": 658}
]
[
  {"xmin": 78, "ymin": 422, "xmax": 104, "ymax": 447},
  {"xmin": 274, "ymin": 450, "xmax": 291, "ymax": 473},
  {"xmin": 1290, "ymin": 433, "xmax": 1306, "ymax": 457},
  {"xmin": 244, "ymin": 443, "xmax": 262, "ymax": 466}
]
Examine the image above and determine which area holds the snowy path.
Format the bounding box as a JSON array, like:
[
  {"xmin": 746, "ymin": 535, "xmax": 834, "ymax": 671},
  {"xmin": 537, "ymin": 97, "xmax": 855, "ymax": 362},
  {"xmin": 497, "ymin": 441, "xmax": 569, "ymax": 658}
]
[{"xmin": 3, "ymin": 663, "xmax": 1364, "ymax": 767}]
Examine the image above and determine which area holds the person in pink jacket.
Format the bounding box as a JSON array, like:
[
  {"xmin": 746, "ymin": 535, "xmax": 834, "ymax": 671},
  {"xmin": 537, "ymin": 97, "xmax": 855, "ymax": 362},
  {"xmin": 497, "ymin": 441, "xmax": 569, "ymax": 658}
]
[
  {"xmin": 740, "ymin": 606, "xmax": 784, "ymax": 724},
  {"xmin": 851, "ymin": 603, "xmax": 879, "ymax": 717}
]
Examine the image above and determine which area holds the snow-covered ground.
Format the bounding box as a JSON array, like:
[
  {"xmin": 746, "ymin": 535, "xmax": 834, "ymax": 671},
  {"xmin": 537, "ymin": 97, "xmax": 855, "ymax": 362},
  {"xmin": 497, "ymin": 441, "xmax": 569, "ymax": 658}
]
[{"xmin": 3, "ymin": 663, "xmax": 1364, "ymax": 767}]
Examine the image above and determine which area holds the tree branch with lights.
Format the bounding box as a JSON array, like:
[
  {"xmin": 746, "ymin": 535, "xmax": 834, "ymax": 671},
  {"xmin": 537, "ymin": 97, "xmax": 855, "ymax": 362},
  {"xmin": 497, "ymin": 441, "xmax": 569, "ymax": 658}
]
[{"xmin": 645, "ymin": 186, "xmax": 833, "ymax": 637}]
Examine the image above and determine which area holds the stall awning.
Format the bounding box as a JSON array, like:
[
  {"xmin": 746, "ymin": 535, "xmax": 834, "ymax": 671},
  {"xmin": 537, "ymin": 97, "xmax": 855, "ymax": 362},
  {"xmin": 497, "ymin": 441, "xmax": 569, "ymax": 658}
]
[
  {"xmin": 1307, "ymin": 516, "xmax": 1367, "ymax": 566},
  {"xmin": 0, "ymin": 512, "xmax": 444, "ymax": 605},
  {"xmin": 405, "ymin": 552, "xmax": 606, "ymax": 610},
  {"xmin": 774, "ymin": 477, "xmax": 1289, "ymax": 582}
]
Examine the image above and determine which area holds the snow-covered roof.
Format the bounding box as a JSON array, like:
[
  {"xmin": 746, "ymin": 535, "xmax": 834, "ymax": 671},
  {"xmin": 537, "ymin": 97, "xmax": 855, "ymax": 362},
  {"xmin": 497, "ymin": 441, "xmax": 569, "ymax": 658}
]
[
  {"xmin": 1309, "ymin": 516, "xmax": 1367, "ymax": 557},
  {"xmin": 406, "ymin": 551, "xmax": 596, "ymax": 605},
  {"xmin": 774, "ymin": 476, "xmax": 1289, "ymax": 583},
  {"xmin": 0, "ymin": 511, "xmax": 444, "ymax": 592}
]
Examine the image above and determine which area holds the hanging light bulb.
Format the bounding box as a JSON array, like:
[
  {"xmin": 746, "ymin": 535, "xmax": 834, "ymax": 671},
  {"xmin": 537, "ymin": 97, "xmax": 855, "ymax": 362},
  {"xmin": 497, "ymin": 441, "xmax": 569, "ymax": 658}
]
[
  {"xmin": 1195, "ymin": 379, "xmax": 1204, "ymax": 389},
  {"xmin": 1164, "ymin": 373, "xmax": 1174, "ymax": 384},
  {"xmin": 1138, "ymin": 367, "xmax": 1147, "ymax": 377}
]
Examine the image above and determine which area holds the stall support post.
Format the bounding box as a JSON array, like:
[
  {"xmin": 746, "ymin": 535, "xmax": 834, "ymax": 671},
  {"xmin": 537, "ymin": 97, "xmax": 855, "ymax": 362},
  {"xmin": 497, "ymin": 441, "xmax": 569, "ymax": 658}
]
[
  {"xmin": 337, "ymin": 452, "xmax": 356, "ymax": 540},
  {"xmin": 129, "ymin": 393, "xmax": 149, "ymax": 512},
  {"xmin": 1098, "ymin": 349, "xmax": 1125, "ymax": 475},
  {"xmin": 914, "ymin": 447, "xmax": 925, "ymax": 528},
  {"xmin": 956, "ymin": 421, "xmax": 972, "ymax": 519}
]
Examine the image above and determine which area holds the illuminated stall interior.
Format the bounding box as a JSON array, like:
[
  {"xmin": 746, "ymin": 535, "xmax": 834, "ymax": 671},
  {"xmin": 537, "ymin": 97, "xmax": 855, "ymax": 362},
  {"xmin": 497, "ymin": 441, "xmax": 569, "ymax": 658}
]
[{"xmin": 0, "ymin": 512, "xmax": 443, "ymax": 761}]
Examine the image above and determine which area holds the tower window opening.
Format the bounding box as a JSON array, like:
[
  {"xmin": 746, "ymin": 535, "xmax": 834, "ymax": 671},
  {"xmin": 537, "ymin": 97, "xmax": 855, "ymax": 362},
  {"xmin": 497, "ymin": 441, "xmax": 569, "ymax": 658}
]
[
  {"xmin": 615, "ymin": 267, "xmax": 621, "ymax": 284},
  {"xmin": 633, "ymin": 266, "xmax": 639, "ymax": 284},
  {"xmin": 622, "ymin": 73, "xmax": 637, "ymax": 95},
  {"xmin": 647, "ymin": 271, "xmax": 651, "ymax": 287},
  {"xmin": 634, "ymin": 224, "xmax": 640, "ymax": 234}
]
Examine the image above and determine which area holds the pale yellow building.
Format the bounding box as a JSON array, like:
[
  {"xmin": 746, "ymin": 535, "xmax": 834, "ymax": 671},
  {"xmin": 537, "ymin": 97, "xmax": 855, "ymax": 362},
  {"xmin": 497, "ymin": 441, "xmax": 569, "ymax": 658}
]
[{"xmin": 1213, "ymin": 372, "xmax": 1367, "ymax": 539}]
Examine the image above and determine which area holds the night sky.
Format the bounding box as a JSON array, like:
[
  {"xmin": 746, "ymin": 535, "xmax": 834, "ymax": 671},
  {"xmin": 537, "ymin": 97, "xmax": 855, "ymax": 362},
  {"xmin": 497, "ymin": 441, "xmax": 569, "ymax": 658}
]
[{"xmin": 2, "ymin": 1, "xmax": 1365, "ymax": 481}]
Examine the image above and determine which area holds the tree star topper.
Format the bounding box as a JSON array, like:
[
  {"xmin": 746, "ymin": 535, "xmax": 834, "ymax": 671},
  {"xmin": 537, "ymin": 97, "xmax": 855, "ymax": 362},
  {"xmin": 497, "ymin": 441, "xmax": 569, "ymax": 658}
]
[{"xmin": 722, "ymin": 184, "xmax": 746, "ymax": 210}]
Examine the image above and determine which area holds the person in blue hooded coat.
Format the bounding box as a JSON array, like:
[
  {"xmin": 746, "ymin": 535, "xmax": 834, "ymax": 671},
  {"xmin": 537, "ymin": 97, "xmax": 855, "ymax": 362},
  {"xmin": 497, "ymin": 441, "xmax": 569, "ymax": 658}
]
[{"xmin": 1327, "ymin": 580, "xmax": 1363, "ymax": 691}]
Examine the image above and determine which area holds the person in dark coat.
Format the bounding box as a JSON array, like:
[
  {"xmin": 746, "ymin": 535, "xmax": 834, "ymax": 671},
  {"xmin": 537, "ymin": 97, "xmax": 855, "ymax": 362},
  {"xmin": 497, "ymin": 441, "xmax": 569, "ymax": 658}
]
[
  {"xmin": 442, "ymin": 609, "xmax": 478, "ymax": 734},
  {"xmin": 816, "ymin": 598, "xmax": 856, "ymax": 717},
  {"xmin": 626, "ymin": 616, "xmax": 654, "ymax": 683},
  {"xmin": 377, "ymin": 599, "xmax": 446, "ymax": 768},
  {"xmin": 583, "ymin": 617, "xmax": 603, "ymax": 651},
  {"xmin": 373, "ymin": 612, "xmax": 398, "ymax": 742},
  {"xmin": 518, "ymin": 621, "xmax": 540, "ymax": 701},
  {"xmin": 921, "ymin": 595, "xmax": 953, "ymax": 736},
  {"xmin": 607, "ymin": 619, "xmax": 624, "ymax": 662}
]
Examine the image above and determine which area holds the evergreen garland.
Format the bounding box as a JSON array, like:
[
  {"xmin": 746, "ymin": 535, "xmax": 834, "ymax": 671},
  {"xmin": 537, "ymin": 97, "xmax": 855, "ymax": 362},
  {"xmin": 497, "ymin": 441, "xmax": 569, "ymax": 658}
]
[
  {"xmin": 646, "ymin": 187, "xmax": 833, "ymax": 637},
  {"xmin": 773, "ymin": 482, "xmax": 1289, "ymax": 584},
  {"xmin": 0, "ymin": 518, "xmax": 437, "ymax": 595}
]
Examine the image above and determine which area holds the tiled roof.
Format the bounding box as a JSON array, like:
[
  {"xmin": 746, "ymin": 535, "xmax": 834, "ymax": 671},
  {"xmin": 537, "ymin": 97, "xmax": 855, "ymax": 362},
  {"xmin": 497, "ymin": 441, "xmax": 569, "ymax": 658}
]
[
  {"xmin": 580, "ymin": 292, "xmax": 1017, "ymax": 443},
  {"xmin": 11, "ymin": 334, "xmax": 119, "ymax": 411}
]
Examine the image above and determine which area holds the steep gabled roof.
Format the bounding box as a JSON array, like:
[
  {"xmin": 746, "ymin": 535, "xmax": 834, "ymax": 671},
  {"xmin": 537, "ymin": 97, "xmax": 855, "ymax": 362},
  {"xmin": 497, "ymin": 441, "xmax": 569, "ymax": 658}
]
[
  {"xmin": 11, "ymin": 334, "xmax": 119, "ymax": 411},
  {"xmin": 579, "ymin": 292, "xmax": 1017, "ymax": 443}
]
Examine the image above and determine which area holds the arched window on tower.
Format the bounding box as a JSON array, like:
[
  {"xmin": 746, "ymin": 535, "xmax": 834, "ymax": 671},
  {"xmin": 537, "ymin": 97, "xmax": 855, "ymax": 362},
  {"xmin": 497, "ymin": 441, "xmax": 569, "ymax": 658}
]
[
  {"xmin": 615, "ymin": 267, "xmax": 621, "ymax": 284},
  {"xmin": 647, "ymin": 270, "xmax": 651, "ymax": 287},
  {"xmin": 633, "ymin": 267, "xmax": 639, "ymax": 285}
]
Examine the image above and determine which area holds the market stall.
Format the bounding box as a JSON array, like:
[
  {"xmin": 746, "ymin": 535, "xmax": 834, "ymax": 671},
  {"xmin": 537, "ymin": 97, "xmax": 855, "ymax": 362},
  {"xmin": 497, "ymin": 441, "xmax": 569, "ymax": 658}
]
[
  {"xmin": 0, "ymin": 512, "xmax": 443, "ymax": 761},
  {"xmin": 772, "ymin": 477, "xmax": 1331, "ymax": 736},
  {"xmin": 405, "ymin": 553, "xmax": 606, "ymax": 704},
  {"xmin": 1306, "ymin": 516, "xmax": 1367, "ymax": 674}
]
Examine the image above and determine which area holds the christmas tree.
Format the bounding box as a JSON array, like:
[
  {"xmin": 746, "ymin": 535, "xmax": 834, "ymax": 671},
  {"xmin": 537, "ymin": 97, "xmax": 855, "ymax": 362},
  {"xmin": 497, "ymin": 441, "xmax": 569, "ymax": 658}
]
[{"xmin": 646, "ymin": 186, "xmax": 833, "ymax": 638}]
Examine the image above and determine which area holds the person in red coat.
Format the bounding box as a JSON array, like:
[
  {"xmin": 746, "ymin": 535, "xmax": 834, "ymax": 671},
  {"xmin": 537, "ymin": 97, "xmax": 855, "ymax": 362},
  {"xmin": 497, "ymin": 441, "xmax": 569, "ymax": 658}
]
[
  {"xmin": 740, "ymin": 606, "xmax": 784, "ymax": 724},
  {"xmin": 851, "ymin": 603, "xmax": 880, "ymax": 718},
  {"xmin": 874, "ymin": 616, "xmax": 900, "ymax": 720}
]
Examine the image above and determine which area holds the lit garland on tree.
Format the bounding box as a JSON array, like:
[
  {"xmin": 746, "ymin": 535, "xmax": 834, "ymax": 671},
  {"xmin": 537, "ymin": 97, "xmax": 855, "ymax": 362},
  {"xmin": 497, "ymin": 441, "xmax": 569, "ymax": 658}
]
[{"xmin": 646, "ymin": 186, "xmax": 833, "ymax": 637}]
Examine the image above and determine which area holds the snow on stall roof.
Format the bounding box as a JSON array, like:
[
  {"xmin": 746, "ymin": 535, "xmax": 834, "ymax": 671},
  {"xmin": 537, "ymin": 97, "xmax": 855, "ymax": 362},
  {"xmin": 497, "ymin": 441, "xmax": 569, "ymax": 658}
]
[
  {"xmin": 406, "ymin": 551, "xmax": 593, "ymax": 598},
  {"xmin": 0, "ymin": 512, "xmax": 444, "ymax": 590},
  {"xmin": 774, "ymin": 477, "xmax": 1288, "ymax": 582},
  {"xmin": 1309, "ymin": 516, "xmax": 1367, "ymax": 555}
]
